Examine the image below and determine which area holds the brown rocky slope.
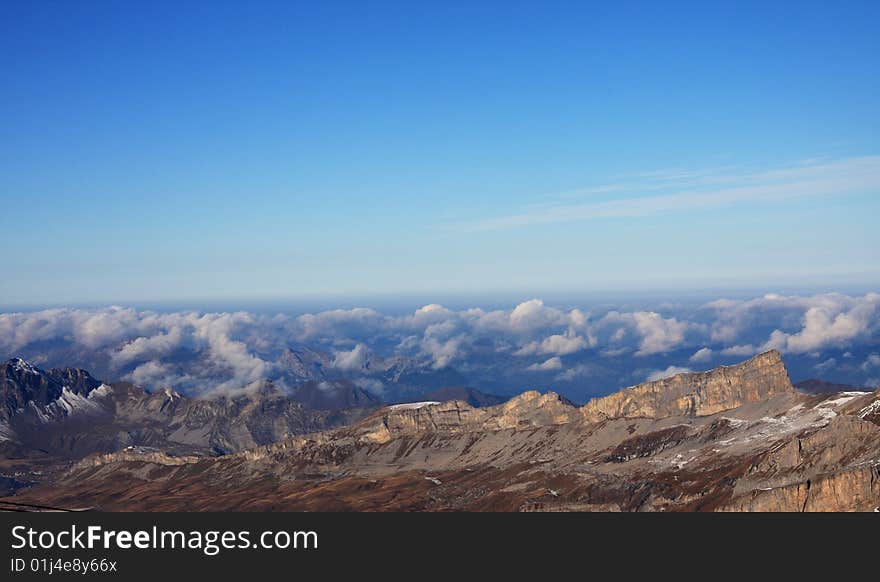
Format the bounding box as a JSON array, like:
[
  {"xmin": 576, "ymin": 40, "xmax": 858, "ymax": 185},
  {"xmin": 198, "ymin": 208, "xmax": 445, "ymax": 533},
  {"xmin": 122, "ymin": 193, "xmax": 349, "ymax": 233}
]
[{"xmin": 9, "ymin": 350, "xmax": 880, "ymax": 512}]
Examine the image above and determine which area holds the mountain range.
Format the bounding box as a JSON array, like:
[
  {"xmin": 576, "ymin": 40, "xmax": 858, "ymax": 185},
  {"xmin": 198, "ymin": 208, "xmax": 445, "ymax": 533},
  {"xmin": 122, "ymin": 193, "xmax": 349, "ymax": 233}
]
[
  {"xmin": 0, "ymin": 356, "xmax": 503, "ymax": 467},
  {"xmin": 0, "ymin": 357, "xmax": 379, "ymax": 461},
  {"xmin": 2, "ymin": 351, "xmax": 879, "ymax": 511}
]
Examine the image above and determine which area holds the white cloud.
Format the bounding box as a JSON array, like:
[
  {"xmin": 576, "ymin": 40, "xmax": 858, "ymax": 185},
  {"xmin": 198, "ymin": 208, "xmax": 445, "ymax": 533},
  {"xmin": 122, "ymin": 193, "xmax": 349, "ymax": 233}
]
[
  {"xmin": 331, "ymin": 344, "xmax": 369, "ymax": 371},
  {"xmin": 509, "ymin": 300, "xmax": 560, "ymax": 331},
  {"xmin": 634, "ymin": 312, "xmax": 692, "ymax": 355},
  {"xmin": 464, "ymin": 300, "xmax": 563, "ymax": 334},
  {"xmin": 353, "ymin": 377, "xmax": 385, "ymax": 395},
  {"xmin": 189, "ymin": 312, "xmax": 272, "ymax": 391},
  {"xmin": 420, "ymin": 335, "xmax": 465, "ymax": 369},
  {"xmin": 0, "ymin": 308, "xmax": 278, "ymax": 393},
  {"xmin": 599, "ymin": 311, "xmax": 692, "ymax": 356},
  {"xmin": 3, "ymin": 291, "xmax": 879, "ymax": 393},
  {"xmin": 704, "ymin": 293, "xmax": 880, "ymax": 355},
  {"xmin": 112, "ymin": 327, "xmax": 186, "ymax": 367},
  {"xmin": 125, "ymin": 361, "xmax": 184, "ymax": 388},
  {"xmin": 763, "ymin": 295, "xmax": 879, "ymax": 354},
  {"xmin": 408, "ymin": 304, "xmax": 455, "ymax": 325},
  {"xmin": 526, "ymin": 357, "xmax": 563, "ymax": 372},
  {"xmin": 514, "ymin": 332, "xmax": 590, "ymax": 357},
  {"xmin": 720, "ymin": 344, "xmax": 759, "ymax": 357}
]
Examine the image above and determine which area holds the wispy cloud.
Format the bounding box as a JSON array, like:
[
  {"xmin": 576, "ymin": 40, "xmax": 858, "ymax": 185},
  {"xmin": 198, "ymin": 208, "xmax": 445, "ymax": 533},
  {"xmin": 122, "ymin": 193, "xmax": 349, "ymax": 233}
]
[{"xmin": 447, "ymin": 156, "xmax": 880, "ymax": 232}]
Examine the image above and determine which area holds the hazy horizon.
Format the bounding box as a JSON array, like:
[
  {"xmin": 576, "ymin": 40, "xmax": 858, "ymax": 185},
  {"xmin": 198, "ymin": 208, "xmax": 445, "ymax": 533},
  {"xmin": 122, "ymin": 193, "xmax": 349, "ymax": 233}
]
[{"xmin": 3, "ymin": 281, "xmax": 878, "ymax": 313}]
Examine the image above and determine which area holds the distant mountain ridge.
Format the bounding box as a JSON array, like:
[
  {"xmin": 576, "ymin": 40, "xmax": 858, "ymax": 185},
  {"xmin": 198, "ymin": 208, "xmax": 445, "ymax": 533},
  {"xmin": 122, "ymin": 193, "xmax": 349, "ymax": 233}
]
[
  {"xmin": 5, "ymin": 340, "xmax": 477, "ymax": 403},
  {"xmin": 0, "ymin": 358, "xmax": 376, "ymax": 459},
  {"xmin": 1, "ymin": 358, "xmax": 106, "ymax": 423},
  {"xmin": 0, "ymin": 356, "xmax": 501, "ymax": 461}
]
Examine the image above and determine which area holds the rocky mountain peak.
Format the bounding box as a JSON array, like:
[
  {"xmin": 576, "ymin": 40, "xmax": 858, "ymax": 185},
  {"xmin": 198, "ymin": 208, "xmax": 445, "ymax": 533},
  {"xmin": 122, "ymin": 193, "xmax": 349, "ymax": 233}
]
[
  {"xmin": 502, "ymin": 389, "xmax": 574, "ymax": 408},
  {"xmin": 7, "ymin": 357, "xmax": 39, "ymax": 375},
  {"xmin": 359, "ymin": 389, "xmax": 581, "ymax": 444},
  {"xmin": 358, "ymin": 352, "xmax": 795, "ymax": 444},
  {"xmin": 1, "ymin": 358, "xmax": 63, "ymax": 418},
  {"xmin": 45, "ymin": 367, "xmax": 103, "ymax": 396},
  {"xmin": 481, "ymin": 389, "xmax": 579, "ymax": 429},
  {"xmin": 580, "ymin": 349, "xmax": 792, "ymax": 421}
]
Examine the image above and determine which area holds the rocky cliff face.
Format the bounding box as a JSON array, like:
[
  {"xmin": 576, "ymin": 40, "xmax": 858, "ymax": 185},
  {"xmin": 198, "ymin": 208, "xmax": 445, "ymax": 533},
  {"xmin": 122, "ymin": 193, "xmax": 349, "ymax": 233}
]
[
  {"xmin": 44, "ymin": 367, "xmax": 103, "ymax": 396},
  {"xmin": 358, "ymin": 390, "xmax": 581, "ymax": 443},
  {"xmin": 581, "ymin": 350, "xmax": 792, "ymax": 421},
  {"xmin": 488, "ymin": 390, "xmax": 581, "ymax": 429},
  {"xmin": 2, "ymin": 358, "xmax": 68, "ymax": 419},
  {"xmin": 719, "ymin": 464, "xmax": 880, "ymax": 512}
]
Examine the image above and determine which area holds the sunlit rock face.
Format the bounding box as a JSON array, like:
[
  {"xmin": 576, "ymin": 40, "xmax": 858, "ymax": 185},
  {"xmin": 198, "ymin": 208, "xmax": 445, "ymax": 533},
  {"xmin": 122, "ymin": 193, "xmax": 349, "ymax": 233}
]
[{"xmin": 581, "ymin": 350, "xmax": 793, "ymax": 421}]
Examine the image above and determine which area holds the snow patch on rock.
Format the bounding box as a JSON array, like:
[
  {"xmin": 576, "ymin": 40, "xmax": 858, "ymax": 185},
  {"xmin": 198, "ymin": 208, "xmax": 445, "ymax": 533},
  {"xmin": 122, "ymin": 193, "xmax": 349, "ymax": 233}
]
[{"xmin": 389, "ymin": 401, "xmax": 440, "ymax": 411}]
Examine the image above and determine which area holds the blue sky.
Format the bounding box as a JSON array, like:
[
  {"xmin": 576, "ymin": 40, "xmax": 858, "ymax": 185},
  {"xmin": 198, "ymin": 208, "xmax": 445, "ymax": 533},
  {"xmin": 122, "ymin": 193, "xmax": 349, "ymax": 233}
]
[{"xmin": 2, "ymin": 1, "xmax": 878, "ymax": 306}]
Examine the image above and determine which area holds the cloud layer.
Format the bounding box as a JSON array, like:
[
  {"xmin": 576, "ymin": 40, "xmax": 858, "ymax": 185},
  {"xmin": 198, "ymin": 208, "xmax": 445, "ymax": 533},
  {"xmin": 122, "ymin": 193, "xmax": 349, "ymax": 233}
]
[
  {"xmin": 450, "ymin": 156, "xmax": 880, "ymax": 232},
  {"xmin": 1, "ymin": 292, "xmax": 878, "ymax": 395}
]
